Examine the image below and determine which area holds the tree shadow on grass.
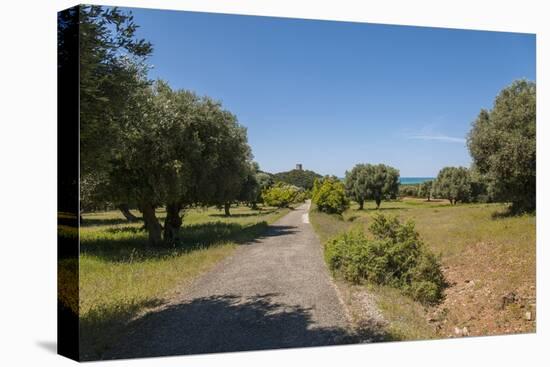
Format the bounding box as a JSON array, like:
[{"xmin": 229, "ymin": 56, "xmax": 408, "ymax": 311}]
[
  {"xmin": 99, "ymin": 293, "xmax": 357, "ymax": 361},
  {"xmin": 209, "ymin": 209, "xmax": 278, "ymax": 218},
  {"xmin": 364, "ymin": 207, "xmax": 410, "ymax": 211},
  {"xmin": 491, "ymin": 206, "xmax": 535, "ymax": 219},
  {"xmin": 82, "ymin": 217, "xmax": 143, "ymax": 227},
  {"xmin": 81, "ymin": 222, "xmax": 297, "ymax": 263},
  {"xmin": 80, "ymin": 298, "xmax": 165, "ymax": 361}
]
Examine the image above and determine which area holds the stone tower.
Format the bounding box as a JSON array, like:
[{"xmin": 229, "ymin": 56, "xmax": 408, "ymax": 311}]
[{"xmin": 296, "ymin": 164, "xmax": 303, "ymax": 171}]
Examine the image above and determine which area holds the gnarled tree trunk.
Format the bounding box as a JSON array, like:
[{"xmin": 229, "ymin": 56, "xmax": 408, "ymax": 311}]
[
  {"xmin": 140, "ymin": 203, "xmax": 162, "ymax": 246},
  {"xmin": 358, "ymin": 199, "xmax": 364, "ymax": 210},
  {"xmin": 164, "ymin": 202, "xmax": 183, "ymax": 245},
  {"xmin": 375, "ymin": 197, "xmax": 381, "ymax": 209},
  {"xmin": 224, "ymin": 202, "xmax": 231, "ymax": 216},
  {"xmin": 118, "ymin": 203, "xmax": 138, "ymax": 222}
]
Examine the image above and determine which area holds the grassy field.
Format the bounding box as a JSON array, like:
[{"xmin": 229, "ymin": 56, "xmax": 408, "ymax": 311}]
[
  {"xmin": 310, "ymin": 198, "xmax": 536, "ymax": 341},
  {"xmin": 59, "ymin": 204, "xmax": 290, "ymax": 360}
]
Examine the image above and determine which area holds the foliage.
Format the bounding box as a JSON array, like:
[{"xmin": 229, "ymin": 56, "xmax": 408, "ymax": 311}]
[
  {"xmin": 273, "ymin": 169, "xmax": 322, "ymax": 190},
  {"xmin": 107, "ymin": 81, "xmax": 253, "ymax": 244},
  {"xmin": 256, "ymin": 172, "xmax": 275, "ymax": 203},
  {"xmin": 467, "ymin": 79, "xmax": 536, "ymax": 213},
  {"xmin": 433, "ymin": 166, "xmax": 471, "ymax": 205},
  {"xmin": 262, "ymin": 182, "xmax": 302, "ymax": 208},
  {"xmin": 74, "ymin": 5, "xmax": 153, "ymax": 179},
  {"xmin": 345, "ymin": 164, "xmax": 400, "ymax": 209},
  {"xmin": 467, "ymin": 166, "xmax": 491, "ymax": 203},
  {"xmin": 239, "ymin": 162, "xmax": 262, "ymax": 208},
  {"xmin": 324, "ymin": 214, "xmax": 446, "ymax": 305},
  {"xmin": 417, "ymin": 181, "xmax": 433, "ymax": 201},
  {"xmin": 399, "ymin": 184, "xmax": 419, "ymax": 198},
  {"xmin": 312, "ymin": 176, "xmax": 349, "ymax": 214}
]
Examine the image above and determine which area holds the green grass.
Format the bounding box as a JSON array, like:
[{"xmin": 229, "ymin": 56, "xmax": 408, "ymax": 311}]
[
  {"xmin": 310, "ymin": 198, "xmax": 536, "ymax": 340},
  {"xmin": 61, "ymin": 204, "xmax": 290, "ymax": 360}
]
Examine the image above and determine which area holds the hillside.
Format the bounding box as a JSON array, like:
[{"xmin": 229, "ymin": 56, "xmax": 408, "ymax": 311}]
[{"xmin": 272, "ymin": 169, "xmax": 322, "ymax": 190}]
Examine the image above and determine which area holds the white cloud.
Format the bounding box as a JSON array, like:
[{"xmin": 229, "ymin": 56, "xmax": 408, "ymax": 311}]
[{"xmin": 407, "ymin": 135, "xmax": 466, "ymax": 144}]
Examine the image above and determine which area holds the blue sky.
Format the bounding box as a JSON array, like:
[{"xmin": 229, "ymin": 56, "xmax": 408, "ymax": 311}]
[{"xmin": 128, "ymin": 7, "xmax": 535, "ymax": 177}]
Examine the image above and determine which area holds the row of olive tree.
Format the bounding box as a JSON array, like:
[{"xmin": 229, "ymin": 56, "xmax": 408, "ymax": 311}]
[
  {"xmin": 73, "ymin": 6, "xmax": 262, "ymax": 245},
  {"xmin": 420, "ymin": 166, "xmax": 489, "ymax": 205}
]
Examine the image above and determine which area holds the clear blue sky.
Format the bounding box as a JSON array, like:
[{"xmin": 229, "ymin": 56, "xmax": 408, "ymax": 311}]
[{"xmin": 128, "ymin": 7, "xmax": 535, "ymax": 177}]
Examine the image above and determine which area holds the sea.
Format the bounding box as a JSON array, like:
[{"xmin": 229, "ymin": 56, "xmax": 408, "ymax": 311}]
[{"xmin": 400, "ymin": 177, "xmax": 435, "ymax": 185}]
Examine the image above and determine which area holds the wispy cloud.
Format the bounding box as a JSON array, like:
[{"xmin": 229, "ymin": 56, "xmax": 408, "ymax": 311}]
[{"xmin": 407, "ymin": 135, "xmax": 466, "ymax": 144}]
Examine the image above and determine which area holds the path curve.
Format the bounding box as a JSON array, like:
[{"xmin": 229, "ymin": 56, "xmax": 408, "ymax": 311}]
[{"xmin": 105, "ymin": 201, "xmax": 354, "ymax": 360}]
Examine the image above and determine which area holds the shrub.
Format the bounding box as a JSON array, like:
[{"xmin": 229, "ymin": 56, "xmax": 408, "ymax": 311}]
[
  {"xmin": 399, "ymin": 184, "xmax": 419, "ymax": 198},
  {"xmin": 312, "ymin": 177, "xmax": 349, "ymax": 214},
  {"xmin": 262, "ymin": 182, "xmax": 301, "ymax": 208},
  {"xmin": 325, "ymin": 214, "xmax": 446, "ymax": 305}
]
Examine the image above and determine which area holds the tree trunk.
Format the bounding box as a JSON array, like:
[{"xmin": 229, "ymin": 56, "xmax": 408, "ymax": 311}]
[
  {"xmin": 251, "ymin": 201, "xmax": 259, "ymax": 210},
  {"xmin": 375, "ymin": 198, "xmax": 381, "ymax": 209},
  {"xmin": 224, "ymin": 202, "xmax": 231, "ymax": 216},
  {"xmin": 358, "ymin": 200, "xmax": 364, "ymax": 210},
  {"xmin": 140, "ymin": 203, "xmax": 162, "ymax": 246},
  {"xmin": 118, "ymin": 203, "xmax": 138, "ymax": 222},
  {"xmin": 164, "ymin": 202, "xmax": 183, "ymax": 245}
]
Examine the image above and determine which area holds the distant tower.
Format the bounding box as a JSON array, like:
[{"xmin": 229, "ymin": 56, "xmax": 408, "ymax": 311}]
[{"xmin": 296, "ymin": 163, "xmax": 303, "ymax": 171}]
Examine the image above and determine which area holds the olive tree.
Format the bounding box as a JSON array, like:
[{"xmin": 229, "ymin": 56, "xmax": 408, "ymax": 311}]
[
  {"xmin": 418, "ymin": 180, "xmax": 433, "ymax": 201},
  {"xmin": 63, "ymin": 6, "xmax": 153, "ymax": 219},
  {"xmin": 467, "ymin": 80, "xmax": 536, "ymax": 212},
  {"xmin": 108, "ymin": 82, "xmax": 252, "ymax": 245},
  {"xmin": 239, "ymin": 163, "xmax": 262, "ymax": 210},
  {"xmin": 344, "ymin": 164, "xmax": 369, "ymax": 209},
  {"xmin": 433, "ymin": 167, "xmax": 471, "ymax": 205},
  {"xmin": 256, "ymin": 172, "xmax": 274, "ymax": 205},
  {"xmin": 346, "ymin": 164, "xmax": 400, "ymax": 209}
]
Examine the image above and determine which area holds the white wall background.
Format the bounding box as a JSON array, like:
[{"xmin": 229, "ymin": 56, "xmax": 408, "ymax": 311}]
[{"xmin": 0, "ymin": 0, "xmax": 547, "ymax": 366}]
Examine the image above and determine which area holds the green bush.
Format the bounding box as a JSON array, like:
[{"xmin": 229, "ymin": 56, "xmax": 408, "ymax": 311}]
[
  {"xmin": 399, "ymin": 184, "xmax": 419, "ymax": 198},
  {"xmin": 312, "ymin": 177, "xmax": 349, "ymax": 214},
  {"xmin": 325, "ymin": 214, "xmax": 446, "ymax": 305},
  {"xmin": 262, "ymin": 182, "xmax": 301, "ymax": 208}
]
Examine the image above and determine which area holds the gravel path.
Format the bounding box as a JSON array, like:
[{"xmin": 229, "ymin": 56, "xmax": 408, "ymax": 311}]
[{"xmin": 104, "ymin": 201, "xmax": 354, "ymax": 360}]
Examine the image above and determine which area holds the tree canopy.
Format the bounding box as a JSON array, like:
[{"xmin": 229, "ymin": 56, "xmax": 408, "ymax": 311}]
[
  {"xmin": 344, "ymin": 164, "xmax": 400, "ymax": 209},
  {"xmin": 104, "ymin": 81, "xmax": 253, "ymax": 244},
  {"xmin": 262, "ymin": 182, "xmax": 302, "ymax": 208},
  {"xmin": 433, "ymin": 167, "xmax": 471, "ymax": 205},
  {"xmin": 312, "ymin": 176, "xmax": 349, "ymax": 214},
  {"xmin": 417, "ymin": 180, "xmax": 433, "ymax": 201},
  {"xmin": 467, "ymin": 79, "xmax": 536, "ymax": 212}
]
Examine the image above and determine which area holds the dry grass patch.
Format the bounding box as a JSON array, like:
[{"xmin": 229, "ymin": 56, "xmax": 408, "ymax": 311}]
[{"xmin": 310, "ymin": 198, "xmax": 536, "ymax": 340}]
